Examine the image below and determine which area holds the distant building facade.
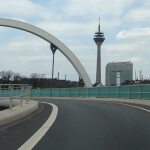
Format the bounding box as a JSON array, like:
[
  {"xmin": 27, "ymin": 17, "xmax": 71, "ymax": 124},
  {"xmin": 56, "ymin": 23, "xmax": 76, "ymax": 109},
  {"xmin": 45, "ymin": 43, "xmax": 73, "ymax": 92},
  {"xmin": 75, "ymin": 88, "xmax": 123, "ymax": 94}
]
[{"xmin": 106, "ymin": 61, "xmax": 133, "ymax": 86}]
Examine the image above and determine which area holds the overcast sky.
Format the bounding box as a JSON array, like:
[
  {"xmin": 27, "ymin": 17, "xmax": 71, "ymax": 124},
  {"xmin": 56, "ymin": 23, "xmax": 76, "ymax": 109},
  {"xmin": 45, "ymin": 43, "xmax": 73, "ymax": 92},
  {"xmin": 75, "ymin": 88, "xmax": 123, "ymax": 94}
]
[{"xmin": 0, "ymin": 0, "xmax": 150, "ymax": 85}]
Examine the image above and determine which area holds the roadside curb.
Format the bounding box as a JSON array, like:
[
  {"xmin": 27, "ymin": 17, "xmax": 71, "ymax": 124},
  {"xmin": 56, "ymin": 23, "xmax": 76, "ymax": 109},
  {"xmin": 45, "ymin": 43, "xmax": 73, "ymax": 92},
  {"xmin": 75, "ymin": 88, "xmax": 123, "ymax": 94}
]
[{"xmin": 30, "ymin": 97, "xmax": 150, "ymax": 106}]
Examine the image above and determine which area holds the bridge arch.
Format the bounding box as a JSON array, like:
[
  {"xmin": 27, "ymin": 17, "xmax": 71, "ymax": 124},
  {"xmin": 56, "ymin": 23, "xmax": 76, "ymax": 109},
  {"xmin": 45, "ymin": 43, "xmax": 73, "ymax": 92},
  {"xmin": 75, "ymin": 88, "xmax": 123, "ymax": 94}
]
[{"xmin": 0, "ymin": 18, "xmax": 92, "ymax": 87}]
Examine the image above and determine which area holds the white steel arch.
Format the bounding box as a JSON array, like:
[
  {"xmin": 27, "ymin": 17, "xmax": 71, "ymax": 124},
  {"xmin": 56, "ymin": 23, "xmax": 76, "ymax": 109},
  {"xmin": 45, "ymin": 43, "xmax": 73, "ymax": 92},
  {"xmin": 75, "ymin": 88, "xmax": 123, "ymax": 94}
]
[{"xmin": 0, "ymin": 18, "xmax": 92, "ymax": 87}]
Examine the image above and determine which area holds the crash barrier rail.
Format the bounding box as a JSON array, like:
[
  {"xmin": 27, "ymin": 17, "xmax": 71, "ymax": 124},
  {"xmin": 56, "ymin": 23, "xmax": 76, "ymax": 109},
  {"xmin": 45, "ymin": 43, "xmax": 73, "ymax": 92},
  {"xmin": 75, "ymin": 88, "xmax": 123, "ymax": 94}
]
[
  {"xmin": 29, "ymin": 84, "xmax": 150, "ymax": 100},
  {"xmin": 0, "ymin": 84, "xmax": 30, "ymax": 110}
]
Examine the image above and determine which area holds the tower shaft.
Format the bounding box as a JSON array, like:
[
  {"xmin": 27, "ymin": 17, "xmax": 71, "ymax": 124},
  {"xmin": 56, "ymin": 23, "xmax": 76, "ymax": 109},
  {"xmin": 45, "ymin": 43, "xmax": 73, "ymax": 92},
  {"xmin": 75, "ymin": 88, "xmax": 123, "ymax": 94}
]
[{"xmin": 96, "ymin": 43, "xmax": 101, "ymax": 83}]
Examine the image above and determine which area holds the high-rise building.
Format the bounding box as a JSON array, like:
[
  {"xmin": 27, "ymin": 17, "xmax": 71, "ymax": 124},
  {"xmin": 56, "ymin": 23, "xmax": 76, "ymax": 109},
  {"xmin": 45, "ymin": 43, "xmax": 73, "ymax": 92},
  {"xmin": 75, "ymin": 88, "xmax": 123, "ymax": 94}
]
[
  {"xmin": 106, "ymin": 61, "xmax": 133, "ymax": 86},
  {"xmin": 93, "ymin": 18, "xmax": 105, "ymax": 85}
]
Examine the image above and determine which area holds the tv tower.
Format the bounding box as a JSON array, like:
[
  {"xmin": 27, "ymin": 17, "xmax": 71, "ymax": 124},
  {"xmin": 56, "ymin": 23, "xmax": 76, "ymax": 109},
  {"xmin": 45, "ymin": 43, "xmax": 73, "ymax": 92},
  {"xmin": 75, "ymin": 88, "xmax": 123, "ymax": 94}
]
[{"xmin": 93, "ymin": 18, "xmax": 105, "ymax": 85}]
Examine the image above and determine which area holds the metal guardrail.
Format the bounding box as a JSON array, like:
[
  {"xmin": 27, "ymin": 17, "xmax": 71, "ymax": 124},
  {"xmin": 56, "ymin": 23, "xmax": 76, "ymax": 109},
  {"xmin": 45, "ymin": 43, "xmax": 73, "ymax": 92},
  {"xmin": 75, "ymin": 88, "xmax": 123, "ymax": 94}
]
[{"xmin": 0, "ymin": 84, "xmax": 31, "ymax": 110}]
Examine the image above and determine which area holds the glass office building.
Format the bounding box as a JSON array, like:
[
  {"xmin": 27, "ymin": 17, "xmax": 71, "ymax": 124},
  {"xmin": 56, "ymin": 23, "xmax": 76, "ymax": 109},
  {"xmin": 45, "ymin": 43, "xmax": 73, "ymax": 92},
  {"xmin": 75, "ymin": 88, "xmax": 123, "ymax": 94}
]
[{"xmin": 106, "ymin": 61, "xmax": 133, "ymax": 86}]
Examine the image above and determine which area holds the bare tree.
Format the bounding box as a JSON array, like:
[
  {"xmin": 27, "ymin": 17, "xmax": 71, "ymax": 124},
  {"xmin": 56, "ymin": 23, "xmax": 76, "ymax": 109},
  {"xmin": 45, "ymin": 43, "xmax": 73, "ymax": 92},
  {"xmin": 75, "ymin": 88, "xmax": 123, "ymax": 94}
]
[
  {"xmin": 13, "ymin": 73, "xmax": 22, "ymax": 84},
  {"xmin": 0, "ymin": 70, "xmax": 14, "ymax": 84},
  {"xmin": 29, "ymin": 73, "xmax": 39, "ymax": 79},
  {"xmin": 29, "ymin": 73, "xmax": 39, "ymax": 88}
]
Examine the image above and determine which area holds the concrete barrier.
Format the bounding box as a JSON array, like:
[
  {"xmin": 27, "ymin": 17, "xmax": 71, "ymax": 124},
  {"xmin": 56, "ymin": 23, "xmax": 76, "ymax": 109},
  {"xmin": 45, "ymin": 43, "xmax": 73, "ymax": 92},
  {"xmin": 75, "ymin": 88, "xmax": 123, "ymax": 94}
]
[
  {"xmin": 0, "ymin": 98, "xmax": 22, "ymax": 107},
  {"xmin": 0, "ymin": 100, "xmax": 39, "ymax": 127}
]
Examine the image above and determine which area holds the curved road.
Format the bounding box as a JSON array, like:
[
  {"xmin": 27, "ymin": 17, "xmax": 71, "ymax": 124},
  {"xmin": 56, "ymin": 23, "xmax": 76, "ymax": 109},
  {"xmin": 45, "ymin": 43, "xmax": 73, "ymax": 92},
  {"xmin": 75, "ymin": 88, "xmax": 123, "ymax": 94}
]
[
  {"xmin": 0, "ymin": 99, "xmax": 150, "ymax": 150},
  {"xmin": 34, "ymin": 99, "xmax": 150, "ymax": 150}
]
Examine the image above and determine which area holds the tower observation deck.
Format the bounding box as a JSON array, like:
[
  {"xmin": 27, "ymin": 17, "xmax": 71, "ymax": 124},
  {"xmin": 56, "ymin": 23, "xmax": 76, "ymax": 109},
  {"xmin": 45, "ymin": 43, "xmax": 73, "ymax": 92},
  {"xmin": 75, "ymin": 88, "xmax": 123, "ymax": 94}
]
[{"xmin": 93, "ymin": 18, "xmax": 105, "ymax": 85}]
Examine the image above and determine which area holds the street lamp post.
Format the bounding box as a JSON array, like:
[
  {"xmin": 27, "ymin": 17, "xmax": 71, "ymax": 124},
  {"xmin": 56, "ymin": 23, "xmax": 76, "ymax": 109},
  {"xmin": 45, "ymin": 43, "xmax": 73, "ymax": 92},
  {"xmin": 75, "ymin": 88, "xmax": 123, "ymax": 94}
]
[{"xmin": 50, "ymin": 43, "xmax": 57, "ymax": 88}]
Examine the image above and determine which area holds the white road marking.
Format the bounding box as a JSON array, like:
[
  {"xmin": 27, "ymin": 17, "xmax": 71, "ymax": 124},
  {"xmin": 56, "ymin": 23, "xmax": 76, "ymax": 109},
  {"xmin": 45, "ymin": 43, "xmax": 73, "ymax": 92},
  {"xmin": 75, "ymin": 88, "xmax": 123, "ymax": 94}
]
[
  {"xmin": 18, "ymin": 102, "xmax": 58, "ymax": 150},
  {"xmin": 107, "ymin": 101, "xmax": 150, "ymax": 113}
]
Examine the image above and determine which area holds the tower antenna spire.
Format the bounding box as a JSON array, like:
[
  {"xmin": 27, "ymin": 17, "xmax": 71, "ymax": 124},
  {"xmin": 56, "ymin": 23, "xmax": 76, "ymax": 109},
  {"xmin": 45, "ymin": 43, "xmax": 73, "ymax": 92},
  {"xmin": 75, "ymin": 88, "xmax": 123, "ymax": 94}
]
[{"xmin": 98, "ymin": 17, "xmax": 100, "ymax": 32}]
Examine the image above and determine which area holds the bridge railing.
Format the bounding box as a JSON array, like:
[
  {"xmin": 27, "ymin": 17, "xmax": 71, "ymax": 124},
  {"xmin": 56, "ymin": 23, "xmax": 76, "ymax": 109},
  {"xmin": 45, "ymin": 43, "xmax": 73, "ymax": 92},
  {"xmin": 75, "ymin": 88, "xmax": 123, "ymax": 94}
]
[
  {"xmin": 0, "ymin": 84, "xmax": 30, "ymax": 110},
  {"xmin": 29, "ymin": 84, "xmax": 150, "ymax": 100}
]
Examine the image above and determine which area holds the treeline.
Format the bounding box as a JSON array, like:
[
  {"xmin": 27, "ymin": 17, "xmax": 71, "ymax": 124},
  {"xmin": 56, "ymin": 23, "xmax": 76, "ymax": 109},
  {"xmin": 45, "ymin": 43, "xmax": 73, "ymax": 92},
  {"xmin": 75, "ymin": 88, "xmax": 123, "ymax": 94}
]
[
  {"xmin": 0, "ymin": 70, "xmax": 79, "ymax": 88},
  {"xmin": 121, "ymin": 79, "xmax": 150, "ymax": 85},
  {"xmin": 0, "ymin": 71, "xmax": 45, "ymax": 84},
  {"xmin": 0, "ymin": 70, "xmax": 24, "ymax": 84}
]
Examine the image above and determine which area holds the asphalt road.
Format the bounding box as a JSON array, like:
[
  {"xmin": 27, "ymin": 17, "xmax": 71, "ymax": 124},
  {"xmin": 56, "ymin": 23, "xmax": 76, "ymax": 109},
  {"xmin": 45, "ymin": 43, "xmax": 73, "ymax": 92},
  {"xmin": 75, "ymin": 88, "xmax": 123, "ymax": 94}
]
[
  {"xmin": 0, "ymin": 103, "xmax": 52, "ymax": 150},
  {"xmin": 34, "ymin": 99, "xmax": 150, "ymax": 150},
  {"xmin": 0, "ymin": 99, "xmax": 150, "ymax": 150}
]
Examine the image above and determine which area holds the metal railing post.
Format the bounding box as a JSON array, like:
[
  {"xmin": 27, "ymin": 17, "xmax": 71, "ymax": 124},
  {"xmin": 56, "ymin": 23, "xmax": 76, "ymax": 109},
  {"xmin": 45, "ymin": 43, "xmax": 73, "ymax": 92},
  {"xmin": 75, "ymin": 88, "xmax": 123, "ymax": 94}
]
[
  {"xmin": 10, "ymin": 86, "xmax": 13, "ymax": 110},
  {"xmin": 68, "ymin": 88, "xmax": 70, "ymax": 97},
  {"xmin": 128, "ymin": 86, "xmax": 130, "ymax": 99},
  {"xmin": 0, "ymin": 84, "xmax": 30, "ymax": 110},
  {"xmin": 25, "ymin": 87, "xmax": 28, "ymax": 104},
  {"xmin": 107, "ymin": 87, "xmax": 109, "ymax": 98},
  {"xmin": 139, "ymin": 86, "xmax": 141, "ymax": 99},
  {"xmin": 98, "ymin": 87, "xmax": 100, "ymax": 98},
  {"xmin": 58, "ymin": 88, "xmax": 60, "ymax": 97},
  {"xmin": 4, "ymin": 88, "xmax": 5, "ymax": 97},
  {"xmin": 20, "ymin": 86, "xmax": 23, "ymax": 106}
]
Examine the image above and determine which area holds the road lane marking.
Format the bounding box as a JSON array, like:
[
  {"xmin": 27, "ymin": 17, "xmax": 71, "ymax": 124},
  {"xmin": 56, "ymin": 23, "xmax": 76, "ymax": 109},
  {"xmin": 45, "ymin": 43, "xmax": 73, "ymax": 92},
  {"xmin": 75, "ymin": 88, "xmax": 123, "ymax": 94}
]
[
  {"xmin": 107, "ymin": 101, "xmax": 150, "ymax": 113},
  {"xmin": 18, "ymin": 102, "xmax": 58, "ymax": 150}
]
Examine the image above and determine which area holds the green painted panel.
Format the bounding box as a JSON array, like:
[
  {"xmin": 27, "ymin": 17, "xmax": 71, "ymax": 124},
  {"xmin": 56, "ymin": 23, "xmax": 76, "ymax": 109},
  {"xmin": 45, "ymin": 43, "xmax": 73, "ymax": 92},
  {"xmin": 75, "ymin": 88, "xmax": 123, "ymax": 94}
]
[
  {"xmin": 109, "ymin": 92, "xmax": 117, "ymax": 98},
  {"xmin": 31, "ymin": 89, "xmax": 40, "ymax": 97},
  {"xmin": 141, "ymin": 86, "xmax": 150, "ymax": 92},
  {"xmin": 119, "ymin": 86, "xmax": 128, "ymax": 92},
  {"xmin": 41, "ymin": 89, "xmax": 50, "ymax": 97},
  {"xmin": 119, "ymin": 92, "xmax": 128, "ymax": 98},
  {"xmin": 1, "ymin": 90, "xmax": 11, "ymax": 97},
  {"xmin": 88, "ymin": 88, "xmax": 98, "ymax": 97},
  {"xmin": 141, "ymin": 93, "xmax": 150, "ymax": 99},
  {"xmin": 108, "ymin": 87, "xmax": 117, "ymax": 98},
  {"xmin": 59, "ymin": 89, "xmax": 69, "ymax": 97},
  {"xmin": 100, "ymin": 87, "xmax": 107, "ymax": 92},
  {"xmin": 129, "ymin": 93, "xmax": 139, "ymax": 99},
  {"xmin": 109, "ymin": 87, "xmax": 117, "ymax": 92},
  {"xmin": 140, "ymin": 85, "xmax": 150, "ymax": 99},
  {"xmin": 129, "ymin": 86, "xmax": 140, "ymax": 99},
  {"xmin": 50, "ymin": 89, "xmax": 59, "ymax": 97},
  {"xmin": 69, "ymin": 88, "xmax": 78, "ymax": 97},
  {"xmin": 1, "ymin": 85, "xmax": 148, "ymax": 100},
  {"xmin": 98, "ymin": 87, "xmax": 107, "ymax": 98},
  {"xmin": 78, "ymin": 88, "xmax": 88, "ymax": 97},
  {"xmin": 13, "ymin": 89, "xmax": 21, "ymax": 97},
  {"xmin": 0, "ymin": 90, "xmax": 4, "ymax": 97},
  {"xmin": 119, "ymin": 87, "xmax": 128, "ymax": 98},
  {"xmin": 130, "ymin": 86, "xmax": 139, "ymax": 92},
  {"xmin": 98, "ymin": 93, "xmax": 107, "ymax": 97}
]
